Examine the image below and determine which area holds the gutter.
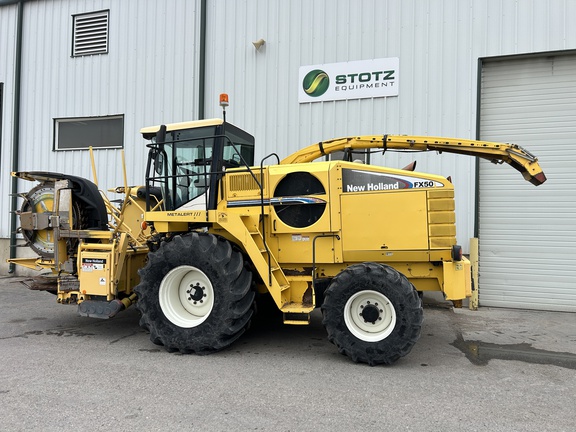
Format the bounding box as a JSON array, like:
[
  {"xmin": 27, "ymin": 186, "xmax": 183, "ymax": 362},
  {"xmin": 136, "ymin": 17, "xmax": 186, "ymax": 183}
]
[
  {"xmin": 6, "ymin": 0, "xmax": 24, "ymax": 272},
  {"xmin": 473, "ymin": 58, "xmax": 482, "ymax": 239},
  {"xmin": 198, "ymin": 0, "xmax": 207, "ymax": 119}
]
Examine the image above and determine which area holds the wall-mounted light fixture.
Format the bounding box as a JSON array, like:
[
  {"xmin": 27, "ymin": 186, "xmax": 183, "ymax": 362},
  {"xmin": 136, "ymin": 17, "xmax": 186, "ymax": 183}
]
[{"xmin": 252, "ymin": 38, "xmax": 265, "ymax": 50}]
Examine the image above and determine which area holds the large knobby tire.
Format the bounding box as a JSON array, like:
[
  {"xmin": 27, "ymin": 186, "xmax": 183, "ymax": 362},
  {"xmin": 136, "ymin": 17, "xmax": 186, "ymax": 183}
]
[
  {"xmin": 321, "ymin": 262, "xmax": 423, "ymax": 366},
  {"xmin": 135, "ymin": 232, "xmax": 254, "ymax": 354}
]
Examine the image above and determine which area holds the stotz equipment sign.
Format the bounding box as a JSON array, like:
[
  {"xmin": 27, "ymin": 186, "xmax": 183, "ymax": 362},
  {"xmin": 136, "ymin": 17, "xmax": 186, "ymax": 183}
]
[
  {"xmin": 342, "ymin": 169, "xmax": 443, "ymax": 192},
  {"xmin": 299, "ymin": 58, "xmax": 399, "ymax": 103}
]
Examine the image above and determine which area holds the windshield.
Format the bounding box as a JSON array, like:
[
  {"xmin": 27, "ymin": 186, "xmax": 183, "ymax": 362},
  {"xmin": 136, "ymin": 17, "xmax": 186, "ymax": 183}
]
[{"xmin": 146, "ymin": 123, "xmax": 255, "ymax": 211}]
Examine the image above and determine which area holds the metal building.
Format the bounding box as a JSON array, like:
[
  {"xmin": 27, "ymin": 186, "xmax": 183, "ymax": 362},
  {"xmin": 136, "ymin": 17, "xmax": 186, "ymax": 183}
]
[{"xmin": 1, "ymin": 0, "xmax": 575, "ymax": 311}]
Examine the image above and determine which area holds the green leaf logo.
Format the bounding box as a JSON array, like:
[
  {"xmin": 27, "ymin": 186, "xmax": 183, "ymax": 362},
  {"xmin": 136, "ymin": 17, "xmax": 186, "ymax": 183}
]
[{"xmin": 302, "ymin": 69, "xmax": 330, "ymax": 97}]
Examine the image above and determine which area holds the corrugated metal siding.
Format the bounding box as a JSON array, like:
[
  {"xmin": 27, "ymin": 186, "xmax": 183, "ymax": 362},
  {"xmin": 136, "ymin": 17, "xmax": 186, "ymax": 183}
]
[
  {"xmin": 479, "ymin": 54, "xmax": 576, "ymax": 312},
  {"xmin": 0, "ymin": 4, "xmax": 17, "ymax": 240},
  {"xmin": 0, "ymin": 0, "xmax": 200, "ymax": 239},
  {"xmin": 203, "ymin": 0, "xmax": 576, "ymax": 253},
  {"xmin": 1, "ymin": 0, "xmax": 576, "ymax": 253}
]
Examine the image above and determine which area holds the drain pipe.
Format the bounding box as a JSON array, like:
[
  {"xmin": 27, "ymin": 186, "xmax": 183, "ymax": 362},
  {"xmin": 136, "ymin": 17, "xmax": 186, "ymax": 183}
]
[
  {"xmin": 7, "ymin": 0, "xmax": 24, "ymax": 273},
  {"xmin": 198, "ymin": 0, "xmax": 207, "ymax": 119}
]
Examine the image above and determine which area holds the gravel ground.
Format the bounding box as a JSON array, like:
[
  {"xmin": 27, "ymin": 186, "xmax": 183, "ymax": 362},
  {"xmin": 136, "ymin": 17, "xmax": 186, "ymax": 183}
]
[{"xmin": 1, "ymin": 276, "xmax": 575, "ymax": 432}]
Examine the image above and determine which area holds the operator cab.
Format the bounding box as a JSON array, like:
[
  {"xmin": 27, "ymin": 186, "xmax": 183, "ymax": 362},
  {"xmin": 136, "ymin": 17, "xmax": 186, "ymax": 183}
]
[{"xmin": 142, "ymin": 119, "xmax": 255, "ymax": 211}]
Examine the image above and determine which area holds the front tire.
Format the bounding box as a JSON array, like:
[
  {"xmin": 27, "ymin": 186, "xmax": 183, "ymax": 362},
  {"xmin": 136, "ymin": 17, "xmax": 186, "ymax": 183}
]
[
  {"xmin": 321, "ymin": 262, "xmax": 423, "ymax": 365},
  {"xmin": 135, "ymin": 232, "xmax": 254, "ymax": 354}
]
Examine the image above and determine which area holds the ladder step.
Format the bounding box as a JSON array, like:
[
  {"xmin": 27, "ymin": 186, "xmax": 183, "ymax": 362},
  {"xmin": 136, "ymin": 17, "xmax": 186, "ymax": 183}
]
[
  {"xmin": 241, "ymin": 221, "xmax": 290, "ymax": 298},
  {"xmin": 283, "ymin": 320, "xmax": 310, "ymax": 326},
  {"xmin": 283, "ymin": 313, "xmax": 310, "ymax": 325}
]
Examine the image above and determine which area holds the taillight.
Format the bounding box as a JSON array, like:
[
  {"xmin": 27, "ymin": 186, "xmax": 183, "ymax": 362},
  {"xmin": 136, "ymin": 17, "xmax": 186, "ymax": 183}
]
[{"xmin": 451, "ymin": 245, "xmax": 463, "ymax": 261}]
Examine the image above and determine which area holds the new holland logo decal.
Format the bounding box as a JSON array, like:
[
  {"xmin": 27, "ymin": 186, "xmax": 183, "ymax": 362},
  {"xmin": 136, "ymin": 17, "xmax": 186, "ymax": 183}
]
[{"xmin": 342, "ymin": 169, "xmax": 444, "ymax": 192}]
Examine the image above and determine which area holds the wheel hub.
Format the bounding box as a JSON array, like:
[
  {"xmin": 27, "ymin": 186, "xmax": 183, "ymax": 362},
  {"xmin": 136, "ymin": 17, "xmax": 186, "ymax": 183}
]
[
  {"xmin": 187, "ymin": 283, "xmax": 206, "ymax": 303},
  {"xmin": 360, "ymin": 303, "xmax": 381, "ymax": 324}
]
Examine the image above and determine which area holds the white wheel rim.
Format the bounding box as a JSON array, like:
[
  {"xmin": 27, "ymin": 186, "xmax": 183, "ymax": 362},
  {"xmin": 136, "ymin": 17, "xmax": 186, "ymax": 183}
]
[
  {"xmin": 344, "ymin": 290, "xmax": 396, "ymax": 342},
  {"xmin": 159, "ymin": 265, "xmax": 214, "ymax": 328}
]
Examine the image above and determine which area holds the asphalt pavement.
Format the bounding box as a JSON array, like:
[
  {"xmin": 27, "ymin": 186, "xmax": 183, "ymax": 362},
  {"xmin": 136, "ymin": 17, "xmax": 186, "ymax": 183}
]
[{"xmin": 1, "ymin": 276, "xmax": 575, "ymax": 432}]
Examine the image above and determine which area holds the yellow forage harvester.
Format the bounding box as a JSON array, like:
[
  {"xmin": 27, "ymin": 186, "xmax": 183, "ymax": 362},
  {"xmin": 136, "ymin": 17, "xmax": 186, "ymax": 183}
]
[{"xmin": 9, "ymin": 96, "xmax": 545, "ymax": 365}]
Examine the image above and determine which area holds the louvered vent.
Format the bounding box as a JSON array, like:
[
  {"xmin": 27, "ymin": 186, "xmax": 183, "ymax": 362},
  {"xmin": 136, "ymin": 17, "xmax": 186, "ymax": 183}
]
[
  {"xmin": 72, "ymin": 10, "xmax": 109, "ymax": 57},
  {"xmin": 229, "ymin": 173, "xmax": 262, "ymax": 192}
]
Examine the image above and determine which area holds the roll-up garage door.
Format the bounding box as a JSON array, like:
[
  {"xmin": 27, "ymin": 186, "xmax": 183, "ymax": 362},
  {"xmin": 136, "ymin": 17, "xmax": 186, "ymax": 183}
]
[{"xmin": 478, "ymin": 53, "xmax": 576, "ymax": 312}]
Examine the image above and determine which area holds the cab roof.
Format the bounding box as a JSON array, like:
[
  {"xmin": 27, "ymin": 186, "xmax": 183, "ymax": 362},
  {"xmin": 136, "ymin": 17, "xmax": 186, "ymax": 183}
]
[{"xmin": 140, "ymin": 118, "xmax": 223, "ymax": 137}]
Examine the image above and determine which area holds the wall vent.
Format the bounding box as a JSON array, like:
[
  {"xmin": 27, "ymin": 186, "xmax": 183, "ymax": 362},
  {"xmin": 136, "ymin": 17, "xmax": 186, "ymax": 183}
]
[{"xmin": 72, "ymin": 10, "xmax": 109, "ymax": 57}]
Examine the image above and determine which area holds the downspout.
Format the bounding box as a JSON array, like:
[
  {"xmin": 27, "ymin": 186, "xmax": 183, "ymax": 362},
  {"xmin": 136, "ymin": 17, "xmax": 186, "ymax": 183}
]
[
  {"xmin": 198, "ymin": 0, "xmax": 207, "ymax": 119},
  {"xmin": 473, "ymin": 57, "xmax": 483, "ymax": 239},
  {"xmin": 469, "ymin": 57, "xmax": 484, "ymax": 310},
  {"xmin": 8, "ymin": 0, "xmax": 24, "ymax": 273}
]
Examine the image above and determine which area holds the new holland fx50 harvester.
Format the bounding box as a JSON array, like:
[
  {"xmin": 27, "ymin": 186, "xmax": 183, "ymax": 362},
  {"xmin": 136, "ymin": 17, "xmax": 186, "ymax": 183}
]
[{"xmin": 9, "ymin": 104, "xmax": 546, "ymax": 365}]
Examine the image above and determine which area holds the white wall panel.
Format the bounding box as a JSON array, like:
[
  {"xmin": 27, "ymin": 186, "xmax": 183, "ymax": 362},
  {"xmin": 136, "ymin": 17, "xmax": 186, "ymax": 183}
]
[
  {"xmin": 2, "ymin": 0, "xmax": 576, "ymax": 257},
  {"xmin": 0, "ymin": 4, "xmax": 17, "ymax": 241},
  {"xmin": 203, "ymin": 0, "xmax": 575, "ymax": 252},
  {"xmin": 1, "ymin": 0, "xmax": 201, "ymax": 240}
]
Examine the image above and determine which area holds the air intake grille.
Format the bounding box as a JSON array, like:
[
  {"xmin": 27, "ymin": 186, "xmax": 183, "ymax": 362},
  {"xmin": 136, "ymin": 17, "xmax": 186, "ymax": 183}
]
[
  {"xmin": 72, "ymin": 11, "xmax": 109, "ymax": 57},
  {"xmin": 229, "ymin": 173, "xmax": 262, "ymax": 192}
]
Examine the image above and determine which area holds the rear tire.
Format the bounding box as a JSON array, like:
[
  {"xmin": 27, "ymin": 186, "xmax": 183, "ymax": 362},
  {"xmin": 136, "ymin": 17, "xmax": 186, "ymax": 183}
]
[
  {"xmin": 321, "ymin": 262, "xmax": 423, "ymax": 365},
  {"xmin": 135, "ymin": 232, "xmax": 254, "ymax": 354}
]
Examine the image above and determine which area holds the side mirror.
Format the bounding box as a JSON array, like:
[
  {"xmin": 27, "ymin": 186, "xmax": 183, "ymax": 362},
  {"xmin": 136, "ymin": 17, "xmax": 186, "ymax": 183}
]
[{"xmin": 154, "ymin": 152, "xmax": 164, "ymax": 175}]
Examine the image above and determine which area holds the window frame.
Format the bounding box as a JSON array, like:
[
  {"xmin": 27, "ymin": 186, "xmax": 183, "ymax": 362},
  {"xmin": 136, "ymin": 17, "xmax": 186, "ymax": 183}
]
[{"xmin": 53, "ymin": 115, "xmax": 124, "ymax": 151}]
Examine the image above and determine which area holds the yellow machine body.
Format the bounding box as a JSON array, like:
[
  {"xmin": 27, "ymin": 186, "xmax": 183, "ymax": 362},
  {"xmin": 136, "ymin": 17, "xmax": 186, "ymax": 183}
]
[
  {"xmin": 8, "ymin": 118, "xmax": 544, "ymax": 364},
  {"xmin": 10, "ymin": 125, "xmax": 543, "ymax": 317},
  {"xmin": 147, "ymin": 160, "xmax": 473, "ymax": 319},
  {"xmin": 143, "ymin": 126, "xmax": 544, "ymax": 322}
]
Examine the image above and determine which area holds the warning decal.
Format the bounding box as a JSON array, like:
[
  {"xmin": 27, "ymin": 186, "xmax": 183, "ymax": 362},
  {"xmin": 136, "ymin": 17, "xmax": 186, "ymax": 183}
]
[{"xmin": 81, "ymin": 258, "xmax": 106, "ymax": 272}]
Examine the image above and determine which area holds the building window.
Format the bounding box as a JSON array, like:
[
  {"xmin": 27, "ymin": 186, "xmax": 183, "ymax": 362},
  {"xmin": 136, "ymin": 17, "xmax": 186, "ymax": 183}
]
[
  {"xmin": 72, "ymin": 10, "xmax": 109, "ymax": 57},
  {"xmin": 54, "ymin": 115, "xmax": 124, "ymax": 151}
]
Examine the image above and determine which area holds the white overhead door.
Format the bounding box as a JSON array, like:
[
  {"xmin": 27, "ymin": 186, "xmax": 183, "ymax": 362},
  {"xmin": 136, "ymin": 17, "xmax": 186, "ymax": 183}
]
[{"xmin": 478, "ymin": 54, "xmax": 576, "ymax": 312}]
